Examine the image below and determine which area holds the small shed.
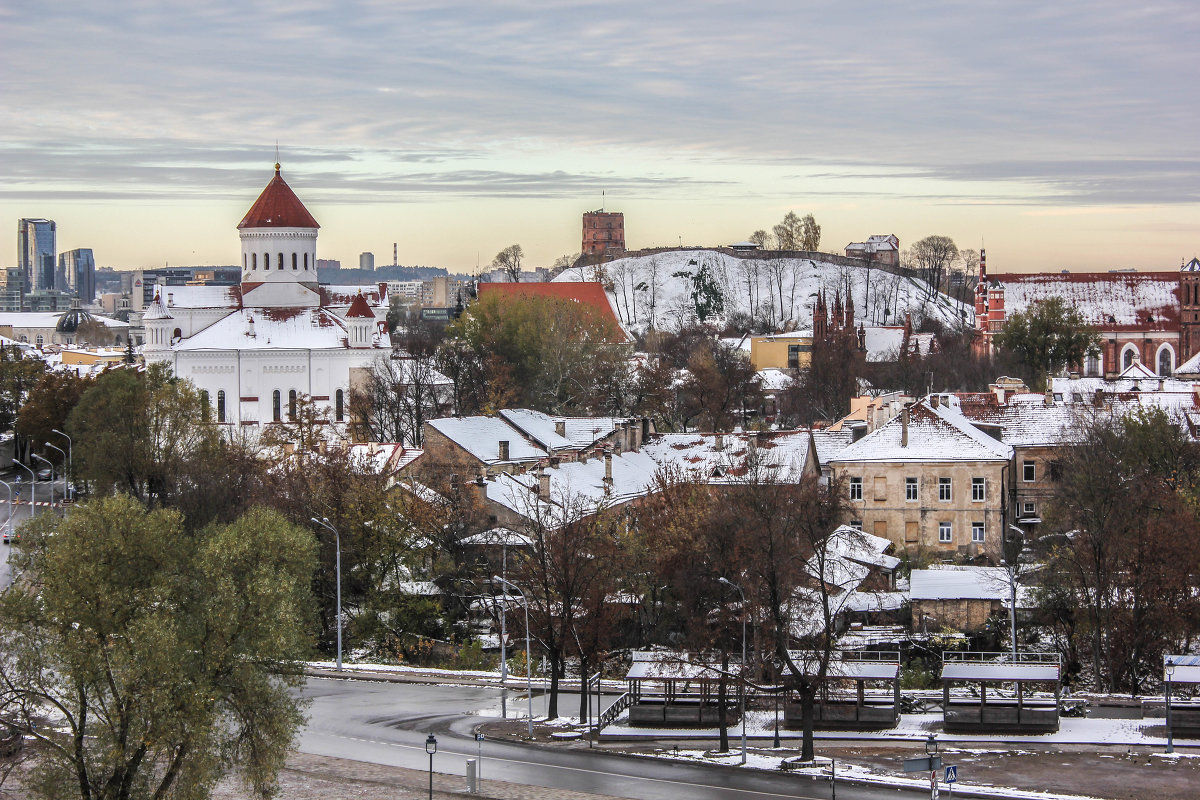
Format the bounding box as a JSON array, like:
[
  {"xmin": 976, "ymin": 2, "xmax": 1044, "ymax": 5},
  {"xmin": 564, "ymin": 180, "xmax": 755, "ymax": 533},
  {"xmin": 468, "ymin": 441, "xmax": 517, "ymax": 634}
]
[
  {"xmin": 624, "ymin": 651, "xmax": 742, "ymax": 727},
  {"xmin": 942, "ymin": 651, "xmax": 1060, "ymax": 733},
  {"xmin": 1164, "ymin": 655, "xmax": 1200, "ymax": 737},
  {"xmin": 783, "ymin": 651, "xmax": 901, "ymax": 730}
]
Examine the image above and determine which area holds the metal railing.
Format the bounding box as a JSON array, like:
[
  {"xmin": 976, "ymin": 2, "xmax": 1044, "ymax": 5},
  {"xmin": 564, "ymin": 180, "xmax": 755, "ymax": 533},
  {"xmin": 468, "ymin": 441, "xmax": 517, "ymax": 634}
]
[
  {"xmin": 595, "ymin": 692, "xmax": 633, "ymax": 732},
  {"xmin": 943, "ymin": 651, "xmax": 1060, "ymax": 665}
]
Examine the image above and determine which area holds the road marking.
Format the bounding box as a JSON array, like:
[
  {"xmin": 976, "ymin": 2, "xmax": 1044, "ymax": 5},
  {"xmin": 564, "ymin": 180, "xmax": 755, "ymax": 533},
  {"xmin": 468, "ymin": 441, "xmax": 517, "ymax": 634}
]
[{"xmin": 319, "ymin": 732, "xmax": 828, "ymax": 799}]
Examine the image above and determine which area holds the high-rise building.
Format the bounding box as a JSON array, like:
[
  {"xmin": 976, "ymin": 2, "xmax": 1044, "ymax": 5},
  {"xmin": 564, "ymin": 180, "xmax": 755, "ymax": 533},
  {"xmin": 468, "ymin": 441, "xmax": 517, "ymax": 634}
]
[
  {"xmin": 359, "ymin": 252, "xmax": 375, "ymax": 271},
  {"xmin": 59, "ymin": 248, "xmax": 96, "ymax": 302},
  {"xmin": 18, "ymin": 218, "xmax": 56, "ymax": 292}
]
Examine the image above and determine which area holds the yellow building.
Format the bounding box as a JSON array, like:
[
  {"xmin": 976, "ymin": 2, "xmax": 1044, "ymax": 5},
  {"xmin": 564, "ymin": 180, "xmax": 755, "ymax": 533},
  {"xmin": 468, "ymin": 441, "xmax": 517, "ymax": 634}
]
[
  {"xmin": 749, "ymin": 331, "xmax": 813, "ymax": 370},
  {"xmin": 829, "ymin": 400, "xmax": 1013, "ymax": 556},
  {"xmin": 60, "ymin": 348, "xmax": 127, "ymax": 368}
]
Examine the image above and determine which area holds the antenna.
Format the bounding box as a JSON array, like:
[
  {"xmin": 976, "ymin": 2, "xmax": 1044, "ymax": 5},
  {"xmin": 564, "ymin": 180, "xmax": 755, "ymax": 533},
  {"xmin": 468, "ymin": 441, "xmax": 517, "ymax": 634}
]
[{"xmin": 602, "ymin": 189, "xmax": 605, "ymax": 212}]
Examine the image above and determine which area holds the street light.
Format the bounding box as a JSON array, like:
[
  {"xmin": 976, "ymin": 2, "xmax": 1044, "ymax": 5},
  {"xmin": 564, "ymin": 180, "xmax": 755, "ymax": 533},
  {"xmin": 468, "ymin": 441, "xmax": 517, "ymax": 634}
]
[
  {"xmin": 425, "ymin": 733, "xmax": 437, "ymax": 800},
  {"xmin": 1006, "ymin": 524, "xmax": 1027, "ymax": 659},
  {"xmin": 719, "ymin": 576, "xmax": 748, "ymax": 766},
  {"xmin": 1165, "ymin": 658, "xmax": 1176, "ymax": 754},
  {"xmin": 494, "ymin": 575, "xmax": 534, "ymax": 738},
  {"xmin": 310, "ymin": 517, "xmax": 342, "ymax": 671},
  {"xmin": 12, "ymin": 460, "xmax": 34, "ymax": 518},
  {"xmin": 925, "ymin": 733, "xmax": 938, "ymax": 756},
  {"xmin": 51, "ymin": 429, "xmax": 72, "ymax": 500}
]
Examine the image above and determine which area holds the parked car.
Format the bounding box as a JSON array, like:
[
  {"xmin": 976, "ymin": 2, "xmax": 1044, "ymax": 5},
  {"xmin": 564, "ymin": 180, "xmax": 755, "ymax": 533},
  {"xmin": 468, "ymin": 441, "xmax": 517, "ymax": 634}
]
[{"xmin": 36, "ymin": 468, "xmax": 52, "ymax": 481}]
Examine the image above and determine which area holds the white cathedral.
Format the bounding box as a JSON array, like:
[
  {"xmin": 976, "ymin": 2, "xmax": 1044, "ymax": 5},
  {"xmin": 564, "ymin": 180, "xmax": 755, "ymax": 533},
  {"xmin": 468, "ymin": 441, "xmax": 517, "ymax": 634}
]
[{"xmin": 143, "ymin": 164, "xmax": 390, "ymax": 431}]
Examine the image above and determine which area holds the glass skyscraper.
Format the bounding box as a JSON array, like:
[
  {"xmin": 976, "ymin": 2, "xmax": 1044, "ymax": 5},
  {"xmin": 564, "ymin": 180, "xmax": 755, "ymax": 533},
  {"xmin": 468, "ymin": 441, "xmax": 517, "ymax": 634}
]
[
  {"xmin": 18, "ymin": 218, "xmax": 56, "ymax": 292},
  {"xmin": 59, "ymin": 248, "xmax": 96, "ymax": 302}
]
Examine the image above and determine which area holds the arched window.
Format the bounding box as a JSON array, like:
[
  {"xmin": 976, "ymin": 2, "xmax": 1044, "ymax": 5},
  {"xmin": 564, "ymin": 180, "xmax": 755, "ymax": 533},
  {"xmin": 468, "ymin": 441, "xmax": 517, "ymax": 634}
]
[
  {"xmin": 199, "ymin": 390, "xmax": 210, "ymax": 422},
  {"xmin": 243, "ymin": 254, "xmax": 247, "ymax": 269},
  {"xmin": 252, "ymin": 253, "xmax": 257, "ymax": 270},
  {"xmin": 1122, "ymin": 346, "xmax": 1137, "ymax": 371},
  {"xmin": 1085, "ymin": 349, "xmax": 1101, "ymax": 377},
  {"xmin": 272, "ymin": 390, "xmax": 281, "ymax": 422},
  {"xmin": 277, "ymin": 252, "xmax": 284, "ymax": 270},
  {"xmin": 288, "ymin": 389, "xmax": 297, "ymax": 420},
  {"xmin": 335, "ymin": 389, "xmax": 344, "ymax": 422},
  {"xmin": 217, "ymin": 390, "xmax": 226, "ymax": 423},
  {"xmin": 172, "ymin": 327, "xmax": 182, "ymax": 341},
  {"xmin": 263, "ymin": 252, "xmax": 269, "ymax": 270},
  {"xmin": 35, "ymin": 334, "xmax": 43, "ymax": 347},
  {"xmin": 1159, "ymin": 346, "xmax": 1174, "ymax": 376},
  {"xmin": 292, "ymin": 253, "xmax": 298, "ymax": 270}
]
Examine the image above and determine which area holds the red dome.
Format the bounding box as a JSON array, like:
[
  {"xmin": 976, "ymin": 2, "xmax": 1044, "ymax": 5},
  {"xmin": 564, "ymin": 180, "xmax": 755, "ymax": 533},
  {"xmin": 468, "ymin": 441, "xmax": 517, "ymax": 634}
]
[
  {"xmin": 237, "ymin": 165, "xmax": 320, "ymax": 229},
  {"xmin": 344, "ymin": 293, "xmax": 375, "ymax": 319}
]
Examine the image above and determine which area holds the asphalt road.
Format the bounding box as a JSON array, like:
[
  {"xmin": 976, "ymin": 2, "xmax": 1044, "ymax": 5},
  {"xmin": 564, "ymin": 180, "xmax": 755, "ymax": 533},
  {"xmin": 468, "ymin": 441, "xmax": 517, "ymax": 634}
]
[
  {"xmin": 300, "ymin": 677, "xmax": 913, "ymax": 800},
  {"xmin": 0, "ymin": 483, "xmax": 36, "ymax": 592}
]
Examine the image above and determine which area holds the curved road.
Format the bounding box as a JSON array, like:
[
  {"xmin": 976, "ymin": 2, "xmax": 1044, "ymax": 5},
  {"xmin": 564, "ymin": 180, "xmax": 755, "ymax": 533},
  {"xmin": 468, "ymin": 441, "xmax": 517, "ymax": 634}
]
[{"xmin": 300, "ymin": 677, "xmax": 913, "ymax": 800}]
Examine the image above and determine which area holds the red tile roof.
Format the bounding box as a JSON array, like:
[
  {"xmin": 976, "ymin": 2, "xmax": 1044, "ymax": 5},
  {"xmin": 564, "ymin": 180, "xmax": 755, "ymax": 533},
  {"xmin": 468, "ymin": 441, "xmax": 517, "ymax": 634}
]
[
  {"xmin": 344, "ymin": 293, "xmax": 375, "ymax": 319},
  {"xmin": 477, "ymin": 282, "xmax": 628, "ymax": 339},
  {"xmin": 237, "ymin": 165, "xmax": 320, "ymax": 230}
]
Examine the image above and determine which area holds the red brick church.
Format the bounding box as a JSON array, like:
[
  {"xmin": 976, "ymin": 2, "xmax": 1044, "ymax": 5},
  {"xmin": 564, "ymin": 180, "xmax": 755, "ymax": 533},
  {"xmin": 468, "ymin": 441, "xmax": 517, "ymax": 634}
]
[{"xmin": 974, "ymin": 252, "xmax": 1200, "ymax": 377}]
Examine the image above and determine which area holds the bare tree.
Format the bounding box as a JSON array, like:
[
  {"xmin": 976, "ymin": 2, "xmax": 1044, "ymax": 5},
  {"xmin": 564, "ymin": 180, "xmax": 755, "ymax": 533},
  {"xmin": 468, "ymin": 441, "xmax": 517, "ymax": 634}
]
[
  {"xmin": 492, "ymin": 244, "xmax": 525, "ymax": 282},
  {"xmin": 798, "ymin": 213, "xmax": 821, "ymax": 251},
  {"xmin": 907, "ymin": 235, "xmax": 958, "ymax": 304},
  {"xmin": 773, "ymin": 212, "xmax": 802, "ymax": 251}
]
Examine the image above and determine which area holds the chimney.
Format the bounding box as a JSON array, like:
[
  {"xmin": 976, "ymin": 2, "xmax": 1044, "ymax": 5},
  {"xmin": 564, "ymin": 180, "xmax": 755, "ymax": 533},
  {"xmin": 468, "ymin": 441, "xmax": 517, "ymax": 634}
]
[
  {"xmin": 247, "ymin": 316, "xmax": 256, "ymax": 338},
  {"xmin": 715, "ymin": 433, "xmax": 724, "ymax": 451},
  {"xmin": 1044, "ymin": 384, "xmax": 1054, "ymax": 406},
  {"xmin": 901, "ymin": 405, "xmax": 910, "ymax": 448},
  {"xmin": 167, "ymin": 292, "xmax": 174, "ymax": 306},
  {"xmin": 554, "ymin": 419, "xmax": 566, "ymax": 438},
  {"xmin": 1093, "ymin": 389, "xmax": 1105, "ymax": 407},
  {"xmin": 498, "ymin": 440, "xmax": 510, "ymax": 461},
  {"xmin": 477, "ymin": 464, "xmax": 488, "ymax": 484},
  {"xmin": 538, "ymin": 470, "xmax": 551, "ymax": 501},
  {"xmin": 604, "ymin": 451, "xmax": 613, "ymax": 484}
]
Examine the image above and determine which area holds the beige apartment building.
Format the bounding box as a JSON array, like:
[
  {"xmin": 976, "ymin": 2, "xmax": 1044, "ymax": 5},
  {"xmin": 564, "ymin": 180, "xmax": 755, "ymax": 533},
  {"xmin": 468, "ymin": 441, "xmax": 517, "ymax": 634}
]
[{"xmin": 829, "ymin": 401, "xmax": 1013, "ymax": 556}]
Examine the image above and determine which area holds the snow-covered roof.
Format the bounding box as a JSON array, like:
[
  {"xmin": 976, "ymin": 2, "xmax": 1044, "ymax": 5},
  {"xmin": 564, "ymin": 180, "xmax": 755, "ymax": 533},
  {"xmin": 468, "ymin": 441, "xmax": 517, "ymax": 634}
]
[
  {"xmin": 957, "ymin": 399, "xmax": 1081, "ymax": 448},
  {"xmin": 941, "ymin": 660, "xmax": 1059, "ymax": 683},
  {"xmin": 322, "ymin": 283, "xmax": 388, "ymax": 308},
  {"xmin": 458, "ymin": 527, "xmax": 534, "ymax": 547},
  {"xmin": 173, "ymin": 307, "xmax": 381, "ymax": 351},
  {"xmin": 756, "ymin": 368, "xmax": 795, "ymax": 392},
  {"xmin": 0, "ymin": 312, "xmax": 128, "ymax": 330},
  {"xmin": 783, "ymin": 652, "xmax": 900, "ymax": 680},
  {"xmin": 640, "ymin": 429, "xmax": 853, "ymax": 483},
  {"xmin": 626, "ymin": 652, "xmax": 724, "ymax": 682},
  {"xmin": 1176, "ymin": 350, "xmax": 1200, "ymax": 376},
  {"xmin": 831, "ymin": 401, "xmax": 1012, "ymax": 464},
  {"xmin": 910, "ymin": 566, "xmax": 1023, "ymax": 603},
  {"xmin": 485, "ymin": 448, "xmax": 661, "ymax": 523},
  {"xmin": 992, "ymin": 272, "xmax": 1179, "ymax": 330},
  {"xmin": 498, "ymin": 409, "xmax": 582, "ymax": 451},
  {"xmin": 428, "ymin": 416, "xmax": 548, "ymax": 464},
  {"xmin": 156, "ymin": 284, "xmax": 240, "ymax": 309}
]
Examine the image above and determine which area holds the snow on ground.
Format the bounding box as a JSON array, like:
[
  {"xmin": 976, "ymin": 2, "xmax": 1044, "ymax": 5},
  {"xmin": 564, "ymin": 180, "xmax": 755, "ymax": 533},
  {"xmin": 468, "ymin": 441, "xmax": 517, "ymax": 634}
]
[{"xmin": 556, "ymin": 250, "xmax": 970, "ymax": 333}]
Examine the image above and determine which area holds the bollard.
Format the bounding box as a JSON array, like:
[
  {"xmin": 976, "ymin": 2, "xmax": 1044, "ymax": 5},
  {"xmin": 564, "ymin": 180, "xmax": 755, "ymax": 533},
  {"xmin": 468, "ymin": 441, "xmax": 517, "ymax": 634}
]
[{"xmin": 466, "ymin": 758, "xmax": 477, "ymax": 793}]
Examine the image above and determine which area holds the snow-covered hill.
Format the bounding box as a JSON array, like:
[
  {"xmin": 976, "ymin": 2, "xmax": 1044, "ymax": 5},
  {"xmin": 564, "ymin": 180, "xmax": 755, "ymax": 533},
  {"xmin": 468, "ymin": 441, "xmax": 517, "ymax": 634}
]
[{"xmin": 555, "ymin": 250, "xmax": 971, "ymax": 333}]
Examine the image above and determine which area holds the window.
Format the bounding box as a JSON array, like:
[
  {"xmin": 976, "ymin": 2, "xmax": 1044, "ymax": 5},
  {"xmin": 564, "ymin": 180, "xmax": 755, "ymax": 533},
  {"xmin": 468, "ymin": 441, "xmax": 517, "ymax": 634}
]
[
  {"xmin": 304, "ymin": 252, "xmax": 309, "ymax": 269},
  {"xmin": 873, "ymin": 520, "xmax": 888, "ymax": 539},
  {"xmin": 263, "ymin": 252, "xmax": 269, "ymax": 270},
  {"xmin": 939, "ymin": 522, "xmax": 952, "ymax": 543},
  {"xmin": 905, "ymin": 521, "xmax": 919, "ymax": 543},
  {"xmin": 335, "ymin": 389, "xmax": 344, "ymax": 422},
  {"xmin": 252, "ymin": 253, "xmax": 257, "ymax": 270},
  {"xmin": 1023, "ymin": 460, "xmax": 1036, "ymax": 482},
  {"xmin": 849, "ymin": 476, "xmax": 862, "ymax": 501},
  {"xmin": 292, "ymin": 252, "xmax": 298, "ymax": 270},
  {"xmin": 288, "ymin": 389, "xmax": 297, "ymax": 421},
  {"xmin": 172, "ymin": 327, "xmax": 181, "ymax": 341},
  {"xmin": 787, "ymin": 344, "xmax": 800, "ymax": 369},
  {"xmin": 272, "ymin": 390, "xmax": 281, "ymax": 422},
  {"xmin": 972, "ymin": 522, "xmax": 985, "ymax": 543},
  {"xmin": 35, "ymin": 334, "xmax": 43, "ymax": 347},
  {"xmin": 217, "ymin": 390, "xmax": 226, "ymax": 423},
  {"xmin": 1022, "ymin": 501, "xmax": 1036, "ymax": 516},
  {"xmin": 873, "ymin": 476, "xmax": 887, "ymax": 501},
  {"xmin": 905, "ymin": 477, "xmax": 918, "ymax": 501},
  {"xmin": 1085, "ymin": 349, "xmax": 1100, "ymax": 377},
  {"xmin": 1159, "ymin": 347, "xmax": 1174, "ymax": 376},
  {"xmin": 850, "ymin": 520, "xmax": 862, "ymax": 530},
  {"xmin": 938, "ymin": 477, "xmax": 952, "ymax": 501},
  {"xmin": 1122, "ymin": 347, "xmax": 1136, "ymax": 371},
  {"xmin": 243, "ymin": 254, "xmax": 247, "ymax": 269},
  {"xmin": 971, "ymin": 477, "xmax": 986, "ymax": 501},
  {"xmin": 277, "ymin": 252, "xmax": 284, "ymax": 270}
]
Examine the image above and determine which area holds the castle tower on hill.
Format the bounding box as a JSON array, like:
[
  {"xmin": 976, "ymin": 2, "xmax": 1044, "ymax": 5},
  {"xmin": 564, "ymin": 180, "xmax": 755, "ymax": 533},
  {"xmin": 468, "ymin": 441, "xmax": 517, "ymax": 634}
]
[{"xmin": 238, "ymin": 163, "xmax": 321, "ymax": 308}]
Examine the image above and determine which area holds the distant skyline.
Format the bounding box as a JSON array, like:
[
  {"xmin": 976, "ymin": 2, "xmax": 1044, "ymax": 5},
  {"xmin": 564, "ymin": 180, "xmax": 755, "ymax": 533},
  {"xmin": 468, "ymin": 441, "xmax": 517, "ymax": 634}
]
[{"xmin": 2, "ymin": 1, "xmax": 1198, "ymax": 274}]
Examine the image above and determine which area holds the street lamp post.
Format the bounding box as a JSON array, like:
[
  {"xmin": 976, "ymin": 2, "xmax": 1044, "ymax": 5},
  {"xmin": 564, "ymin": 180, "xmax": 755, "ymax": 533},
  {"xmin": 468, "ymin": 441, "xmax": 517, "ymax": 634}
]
[
  {"xmin": 12, "ymin": 460, "xmax": 34, "ymax": 518},
  {"xmin": 43, "ymin": 443, "xmax": 66, "ymax": 505},
  {"xmin": 494, "ymin": 575, "xmax": 533, "ymax": 738},
  {"xmin": 311, "ymin": 517, "xmax": 343, "ymax": 671},
  {"xmin": 425, "ymin": 733, "xmax": 437, "ymax": 800},
  {"xmin": 1165, "ymin": 658, "xmax": 1176, "ymax": 754},
  {"xmin": 719, "ymin": 576, "xmax": 748, "ymax": 766},
  {"xmin": 51, "ymin": 429, "xmax": 72, "ymax": 500},
  {"xmin": 499, "ymin": 539, "xmax": 508, "ymax": 719},
  {"xmin": 926, "ymin": 734, "xmax": 939, "ymax": 800},
  {"xmin": 1006, "ymin": 525, "xmax": 1026, "ymax": 659}
]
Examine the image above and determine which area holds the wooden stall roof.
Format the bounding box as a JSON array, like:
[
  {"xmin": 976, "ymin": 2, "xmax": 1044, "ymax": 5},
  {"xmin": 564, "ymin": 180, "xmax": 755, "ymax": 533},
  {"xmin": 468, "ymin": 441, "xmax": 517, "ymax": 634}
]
[
  {"xmin": 941, "ymin": 652, "xmax": 1060, "ymax": 683},
  {"xmin": 785, "ymin": 651, "xmax": 900, "ymax": 681},
  {"xmin": 625, "ymin": 652, "xmax": 724, "ymax": 682},
  {"xmin": 1166, "ymin": 655, "xmax": 1200, "ymax": 684}
]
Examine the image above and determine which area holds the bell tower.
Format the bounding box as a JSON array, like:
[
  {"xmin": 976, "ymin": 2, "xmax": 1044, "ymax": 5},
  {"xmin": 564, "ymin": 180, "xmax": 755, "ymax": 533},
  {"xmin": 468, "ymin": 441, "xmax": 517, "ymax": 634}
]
[{"xmin": 1180, "ymin": 257, "xmax": 1200, "ymax": 362}]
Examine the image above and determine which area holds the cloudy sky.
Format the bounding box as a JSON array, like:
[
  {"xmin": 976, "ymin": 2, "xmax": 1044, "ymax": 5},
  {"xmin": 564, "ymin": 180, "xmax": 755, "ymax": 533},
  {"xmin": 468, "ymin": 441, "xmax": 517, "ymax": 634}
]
[{"xmin": 2, "ymin": 1, "xmax": 1198, "ymax": 273}]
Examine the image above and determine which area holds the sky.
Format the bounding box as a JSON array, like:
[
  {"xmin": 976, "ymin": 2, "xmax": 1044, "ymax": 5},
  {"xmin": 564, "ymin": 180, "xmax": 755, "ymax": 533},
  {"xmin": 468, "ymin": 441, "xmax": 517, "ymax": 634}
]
[{"xmin": 2, "ymin": 1, "xmax": 1198, "ymax": 275}]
